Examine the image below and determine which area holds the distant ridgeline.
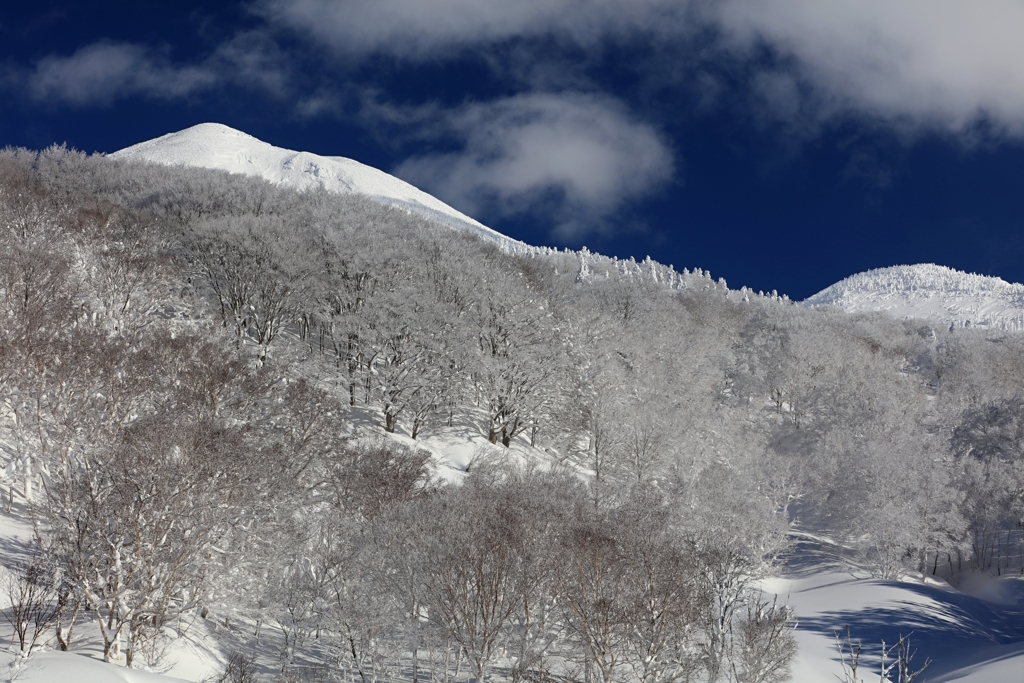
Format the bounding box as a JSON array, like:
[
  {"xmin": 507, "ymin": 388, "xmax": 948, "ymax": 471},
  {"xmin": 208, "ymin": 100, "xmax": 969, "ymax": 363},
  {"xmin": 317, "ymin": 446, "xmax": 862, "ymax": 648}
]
[{"xmin": 804, "ymin": 263, "xmax": 1024, "ymax": 332}]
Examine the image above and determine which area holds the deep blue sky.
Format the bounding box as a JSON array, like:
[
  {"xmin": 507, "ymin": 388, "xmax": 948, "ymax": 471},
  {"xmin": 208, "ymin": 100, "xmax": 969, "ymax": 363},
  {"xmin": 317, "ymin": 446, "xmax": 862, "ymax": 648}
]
[{"xmin": 3, "ymin": 0, "xmax": 1024, "ymax": 300}]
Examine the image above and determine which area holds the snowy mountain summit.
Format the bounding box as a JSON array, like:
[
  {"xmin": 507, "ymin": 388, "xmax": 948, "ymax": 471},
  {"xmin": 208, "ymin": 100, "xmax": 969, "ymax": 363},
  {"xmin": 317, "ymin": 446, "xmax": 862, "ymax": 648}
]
[
  {"xmin": 111, "ymin": 123, "xmax": 520, "ymax": 248},
  {"xmin": 805, "ymin": 263, "xmax": 1024, "ymax": 331}
]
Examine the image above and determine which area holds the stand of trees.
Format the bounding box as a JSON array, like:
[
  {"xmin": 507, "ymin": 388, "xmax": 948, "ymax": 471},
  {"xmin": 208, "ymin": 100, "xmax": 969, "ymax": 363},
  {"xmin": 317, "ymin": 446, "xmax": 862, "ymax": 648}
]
[{"xmin": 2, "ymin": 145, "xmax": 1024, "ymax": 679}]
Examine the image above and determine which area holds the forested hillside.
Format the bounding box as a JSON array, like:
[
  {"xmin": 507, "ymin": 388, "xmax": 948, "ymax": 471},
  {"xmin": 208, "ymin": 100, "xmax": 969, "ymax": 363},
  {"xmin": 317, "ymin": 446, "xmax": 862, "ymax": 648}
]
[{"xmin": 2, "ymin": 145, "xmax": 1023, "ymax": 682}]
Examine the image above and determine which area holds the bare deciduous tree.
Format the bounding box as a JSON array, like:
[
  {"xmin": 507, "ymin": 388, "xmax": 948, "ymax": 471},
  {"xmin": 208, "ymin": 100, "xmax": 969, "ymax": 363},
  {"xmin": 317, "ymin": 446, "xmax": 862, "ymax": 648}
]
[{"xmin": 2, "ymin": 557, "xmax": 58, "ymax": 655}]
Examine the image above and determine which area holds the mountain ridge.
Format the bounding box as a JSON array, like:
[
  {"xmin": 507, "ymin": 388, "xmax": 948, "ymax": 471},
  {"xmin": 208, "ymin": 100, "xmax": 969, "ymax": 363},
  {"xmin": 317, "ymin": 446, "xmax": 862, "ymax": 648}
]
[
  {"xmin": 110, "ymin": 123, "xmax": 524, "ymax": 250},
  {"xmin": 111, "ymin": 125, "xmax": 1024, "ymax": 332},
  {"xmin": 804, "ymin": 263, "xmax": 1024, "ymax": 331}
]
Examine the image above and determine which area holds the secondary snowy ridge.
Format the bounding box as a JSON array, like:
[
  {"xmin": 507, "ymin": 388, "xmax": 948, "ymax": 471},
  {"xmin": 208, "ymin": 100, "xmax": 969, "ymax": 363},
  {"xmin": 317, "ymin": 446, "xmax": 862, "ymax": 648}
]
[{"xmin": 804, "ymin": 263, "xmax": 1024, "ymax": 331}]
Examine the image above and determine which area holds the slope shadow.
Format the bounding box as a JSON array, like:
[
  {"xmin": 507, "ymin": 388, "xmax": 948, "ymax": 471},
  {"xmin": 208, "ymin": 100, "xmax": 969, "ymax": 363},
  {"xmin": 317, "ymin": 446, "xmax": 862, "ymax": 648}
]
[
  {"xmin": 927, "ymin": 640, "xmax": 1024, "ymax": 682},
  {"xmin": 0, "ymin": 534, "xmax": 34, "ymax": 569},
  {"xmin": 797, "ymin": 580, "xmax": 1024, "ymax": 678},
  {"xmin": 0, "ymin": 497, "xmax": 39, "ymax": 569},
  {"xmin": 778, "ymin": 531, "xmax": 855, "ymax": 577}
]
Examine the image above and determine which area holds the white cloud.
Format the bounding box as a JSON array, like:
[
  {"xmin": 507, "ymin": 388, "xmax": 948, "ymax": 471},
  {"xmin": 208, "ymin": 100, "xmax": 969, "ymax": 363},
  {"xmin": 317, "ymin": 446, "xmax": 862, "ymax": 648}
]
[
  {"xmin": 392, "ymin": 93, "xmax": 674, "ymax": 238},
  {"xmin": 712, "ymin": 0, "xmax": 1024, "ymax": 136},
  {"xmin": 261, "ymin": 0, "xmax": 1024, "ymax": 139},
  {"xmin": 21, "ymin": 34, "xmax": 297, "ymax": 107},
  {"xmin": 258, "ymin": 0, "xmax": 693, "ymax": 58},
  {"xmin": 28, "ymin": 42, "xmax": 216, "ymax": 106},
  {"xmin": 751, "ymin": 71, "xmax": 803, "ymax": 123},
  {"xmin": 26, "ymin": 1, "xmax": 1022, "ymax": 144},
  {"xmin": 210, "ymin": 31, "xmax": 292, "ymax": 96}
]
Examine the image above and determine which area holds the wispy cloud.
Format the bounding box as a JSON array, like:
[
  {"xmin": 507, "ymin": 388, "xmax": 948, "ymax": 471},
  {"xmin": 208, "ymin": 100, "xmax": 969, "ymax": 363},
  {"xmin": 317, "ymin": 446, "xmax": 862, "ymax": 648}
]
[
  {"xmin": 16, "ymin": 32, "xmax": 294, "ymax": 108},
  {"xmin": 23, "ymin": 1, "xmax": 1024, "ymax": 144},
  {"xmin": 27, "ymin": 42, "xmax": 217, "ymax": 106},
  {"xmin": 260, "ymin": 0, "xmax": 1024, "ymax": 141},
  {"xmin": 258, "ymin": 0, "xmax": 694, "ymax": 58},
  {"xmin": 390, "ymin": 93, "xmax": 675, "ymax": 239},
  {"xmin": 712, "ymin": 0, "xmax": 1024, "ymax": 138},
  {"xmin": 209, "ymin": 30, "xmax": 292, "ymax": 97}
]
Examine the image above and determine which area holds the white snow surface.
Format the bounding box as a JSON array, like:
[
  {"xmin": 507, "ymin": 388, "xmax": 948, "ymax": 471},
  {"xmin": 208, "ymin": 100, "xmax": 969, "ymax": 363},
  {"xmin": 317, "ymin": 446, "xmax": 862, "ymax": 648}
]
[
  {"xmin": 1, "ymin": 650, "xmax": 190, "ymax": 683},
  {"xmin": 110, "ymin": 123, "xmax": 522, "ymax": 250},
  {"xmin": 805, "ymin": 263, "xmax": 1024, "ymax": 331},
  {"xmin": 766, "ymin": 570, "xmax": 1024, "ymax": 683}
]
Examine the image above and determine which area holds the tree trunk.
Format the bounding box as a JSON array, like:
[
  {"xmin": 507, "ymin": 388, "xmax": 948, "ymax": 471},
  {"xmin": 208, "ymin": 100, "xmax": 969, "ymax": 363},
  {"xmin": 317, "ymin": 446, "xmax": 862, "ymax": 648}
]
[
  {"xmin": 348, "ymin": 631, "xmax": 369, "ymax": 683},
  {"xmin": 23, "ymin": 455, "xmax": 31, "ymax": 500},
  {"xmin": 55, "ymin": 594, "xmax": 82, "ymax": 651},
  {"xmin": 348, "ymin": 335, "xmax": 359, "ymax": 406},
  {"xmin": 102, "ymin": 635, "xmax": 115, "ymax": 663}
]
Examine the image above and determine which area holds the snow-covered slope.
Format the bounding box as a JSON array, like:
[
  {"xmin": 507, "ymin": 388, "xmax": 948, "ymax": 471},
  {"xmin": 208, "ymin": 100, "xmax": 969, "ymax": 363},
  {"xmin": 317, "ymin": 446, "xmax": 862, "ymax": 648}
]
[
  {"xmin": 766, "ymin": 533, "xmax": 1024, "ymax": 683},
  {"xmin": 804, "ymin": 264, "xmax": 1024, "ymax": 331},
  {"xmin": 110, "ymin": 123, "xmax": 521, "ymax": 249},
  {"xmin": 768, "ymin": 570, "xmax": 1024, "ymax": 683}
]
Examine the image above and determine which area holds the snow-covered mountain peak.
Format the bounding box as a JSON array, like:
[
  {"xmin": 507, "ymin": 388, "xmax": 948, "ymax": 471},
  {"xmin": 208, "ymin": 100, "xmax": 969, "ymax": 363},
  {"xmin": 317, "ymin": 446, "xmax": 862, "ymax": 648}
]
[
  {"xmin": 111, "ymin": 123, "xmax": 521, "ymax": 248},
  {"xmin": 804, "ymin": 263, "xmax": 1024, "ymax": 331}
]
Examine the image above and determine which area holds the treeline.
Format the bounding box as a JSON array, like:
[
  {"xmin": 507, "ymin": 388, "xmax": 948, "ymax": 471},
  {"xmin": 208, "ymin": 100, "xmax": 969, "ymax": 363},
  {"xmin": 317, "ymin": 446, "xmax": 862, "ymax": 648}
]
[{"xmin": 0, "ymin": 145, "xmax": 1022, "ymax": 680}]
